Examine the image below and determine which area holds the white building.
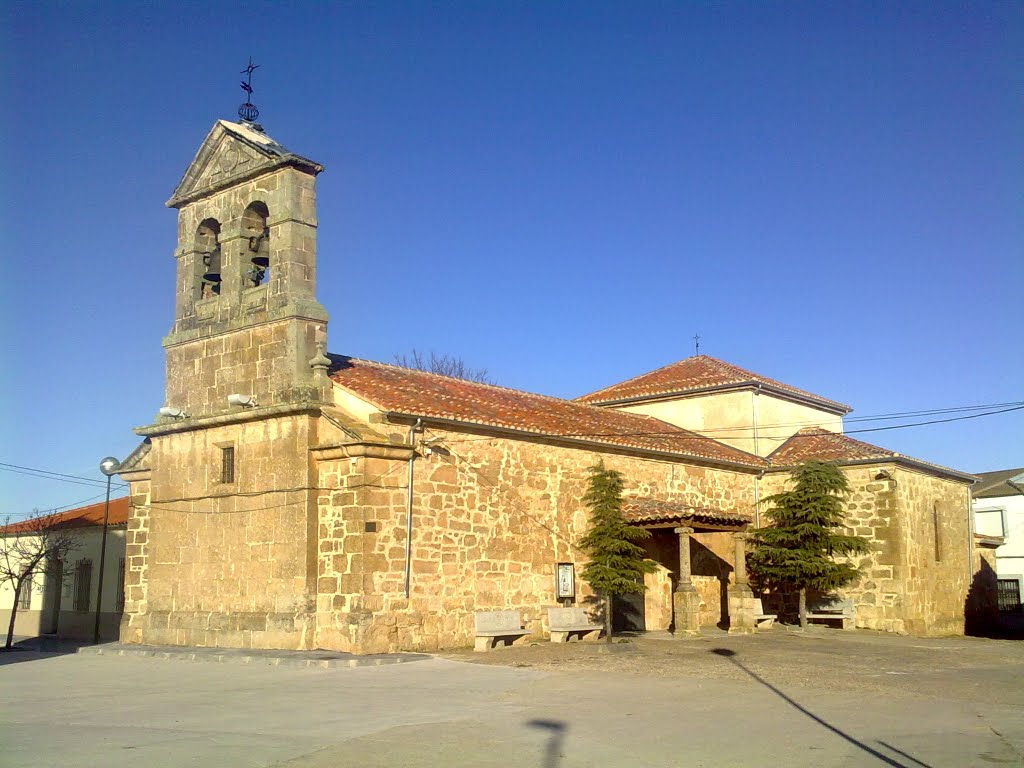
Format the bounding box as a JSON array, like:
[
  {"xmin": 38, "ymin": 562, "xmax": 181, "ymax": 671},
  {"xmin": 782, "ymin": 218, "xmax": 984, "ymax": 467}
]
[
  {"xmin": 0, "ymin": 497, "xmax": 128, "ymax": 642},
  {"xmin": 972, "ymin": 468, "xmax": 1024, "ymax": 612}
]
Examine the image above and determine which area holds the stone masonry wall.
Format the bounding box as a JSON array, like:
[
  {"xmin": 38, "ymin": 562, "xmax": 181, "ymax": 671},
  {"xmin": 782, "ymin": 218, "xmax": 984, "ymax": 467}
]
[
  {"xmin": 891, "ymin": 468, "xmax": 971, "ymax": 636},
  {"xmin": 122, "ymin": 414, "xmax": 320, "ymax": 649},
  {"xmin": 315, "ymin": 428, "xmax": 758, "ymax": 653},
  {"xmin": 172, "ymin": 165, "xmax": 320, "ymax": 336},
  {"xmin": 164, "ymin": 318, "xmax": 322, "ymax": 420},
  {"xmin": 759, "ymin": 464, "xmax": 971, "ymax": 635},
  {"xmin": 120, "ymin": 477, "xmax": 152, "ymax": 642}
]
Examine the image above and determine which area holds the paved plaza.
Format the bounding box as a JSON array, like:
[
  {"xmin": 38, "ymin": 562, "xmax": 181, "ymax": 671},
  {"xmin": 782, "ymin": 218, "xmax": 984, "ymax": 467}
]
[{"xmin": 1, "ymin": 628, "xmax": 1022, "ymax": 767}]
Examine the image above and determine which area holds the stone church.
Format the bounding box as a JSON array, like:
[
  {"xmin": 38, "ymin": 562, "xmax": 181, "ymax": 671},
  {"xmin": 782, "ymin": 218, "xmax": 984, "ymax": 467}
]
[{"xmin": 116, "ymin": 118, "xmax": 977, "ymax": 653}]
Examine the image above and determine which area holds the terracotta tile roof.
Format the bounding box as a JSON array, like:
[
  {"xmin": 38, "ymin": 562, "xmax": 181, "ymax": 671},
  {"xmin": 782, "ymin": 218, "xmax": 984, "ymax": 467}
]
[
  {"xmin": 329, "ymin": 356, "xmax": 766, "ymax": 469},
  {"xmin": 622, "ymin": 498, "xmax": 752, "ymax": 528},
  {"xmin": 767, "ymin": 427, "xmax": 976, "ymax": 482},
  {"xmin": 575, "ymin": 355, "xmax": 852, "ymax": 413},
  {"xmin": 0, "ymin": 496, "xmax": 130, "ymax": 535},
  {"xmin": 768, "ymin": 427, "xmax": 895, "ymax": 464}
]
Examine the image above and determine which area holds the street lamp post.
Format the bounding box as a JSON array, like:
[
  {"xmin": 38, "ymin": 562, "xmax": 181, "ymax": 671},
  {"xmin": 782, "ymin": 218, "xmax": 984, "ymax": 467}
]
[{"xmin": 94, "ymin": 456, "xmax": 121, "ymax": 644}]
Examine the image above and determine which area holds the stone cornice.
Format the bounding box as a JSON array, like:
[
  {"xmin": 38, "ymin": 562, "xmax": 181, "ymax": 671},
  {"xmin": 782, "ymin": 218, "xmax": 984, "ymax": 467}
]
[
  {"xmin": 117, "ymin": 468, "xmax": 152, "ymax": 482},
  {"xmin": 162, "ymin": 299, "xmax": 329, "ymax": 348},
  {"xmin": 135, "ymin": 402, "xmax": 325, "ymax": 437},
  {"xmin": 312, "ymin": 442, "xmax": 415, "ymax": 462}
]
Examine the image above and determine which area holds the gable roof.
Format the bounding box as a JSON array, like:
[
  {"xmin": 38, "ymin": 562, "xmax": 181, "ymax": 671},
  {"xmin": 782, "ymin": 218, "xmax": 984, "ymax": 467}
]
[
  {"xmin": 166, "ymin": 120, "xmax": 323, "ymax": 208},
  {"xmin": 621, "ymin": 498, "xmax": 751, "ymax": 529},
  {"xmin": 767, "ymin": 427, "xmax": 975, "ymax": 483},
  {"xmin": 971, "ymin": 467, "xmax": 1024, "ymax": 499},
  {"xmin": 0, "ymin": 496, "xmax": 130, "ymax": 535},
  {"xmin": 575, "ymin": 355, "xmax": 852, "ymax": 414},
  {"xmin": 329, "ymin": 356, "xmax": 767, "ymax": 469}
]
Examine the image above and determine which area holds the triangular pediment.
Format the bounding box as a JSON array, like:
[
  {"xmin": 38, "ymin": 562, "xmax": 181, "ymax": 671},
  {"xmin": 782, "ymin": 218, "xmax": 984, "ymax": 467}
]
[{"xmin": 166, "ymin": 120, "xmax": 322, "ymax": 208}]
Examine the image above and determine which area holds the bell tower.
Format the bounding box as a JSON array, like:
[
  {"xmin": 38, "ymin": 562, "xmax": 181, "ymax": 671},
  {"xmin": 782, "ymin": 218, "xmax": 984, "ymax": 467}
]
[{"xmin": 162, "ymin": 119, "xmax": 329, "ymax": 416}]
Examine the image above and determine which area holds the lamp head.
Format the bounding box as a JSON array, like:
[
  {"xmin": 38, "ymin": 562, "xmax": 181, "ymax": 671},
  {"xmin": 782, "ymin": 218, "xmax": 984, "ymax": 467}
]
[{"xmin": 99, "ymin": 456, "xmax": 121, "ymax": 476}]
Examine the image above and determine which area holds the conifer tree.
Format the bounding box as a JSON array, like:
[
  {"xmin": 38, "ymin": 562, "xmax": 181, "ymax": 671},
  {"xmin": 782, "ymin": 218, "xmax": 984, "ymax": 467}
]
[
  {"xmin": 748, "ymin": 460, "xmax": 872, "ymax": 628},
  {"xmin": 577, "ymin": 462, "xmax": 656, "ymax": 642}
]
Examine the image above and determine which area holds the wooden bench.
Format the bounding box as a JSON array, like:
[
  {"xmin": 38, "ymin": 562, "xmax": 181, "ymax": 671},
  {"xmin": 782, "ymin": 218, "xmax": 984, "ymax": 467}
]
[
  {"xmin": 806, "ymin": 597, "xmax": 855, "ymax": 629},
  {"xmin": 753, "ymin": 598, "xmax": 777, "ymax": 629},
  {"xmin": 548, "ymin": 607, "xmax": 602, "ymax": 643},
  {"xmin": 474, "ymin": 610, "xmax": 532, "ymax": 651}
]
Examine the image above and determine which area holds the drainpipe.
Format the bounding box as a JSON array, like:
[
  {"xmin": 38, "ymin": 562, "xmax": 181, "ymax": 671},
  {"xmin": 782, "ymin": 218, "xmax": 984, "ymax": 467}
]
[
  {"xmin": 751, "ymin": 385, "xmax": 762, "ymax": 457},
  {"xmin": 754, "ymin": 470, "xmax": 764, "ymax": 529},
  {"xmin": 752, "ymin": 385, "xmax": 762, "ymax": 528},
  {"xmin": 404, "ymin": 419, "xmax": 422, "ymax": 599},
  {"xmin": 966, "ymin": 483, "xmax": 976, "ymax": 586}
]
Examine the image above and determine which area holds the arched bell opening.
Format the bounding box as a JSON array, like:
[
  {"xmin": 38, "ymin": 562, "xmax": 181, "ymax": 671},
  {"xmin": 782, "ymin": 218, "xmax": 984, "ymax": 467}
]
[
  {"xmin": 195, "ymin": 219, "xmax": 222, "ymax": 299},
  {"xmin": 242, "ymin": 201, "xmax": 270, "ymax": 288}
]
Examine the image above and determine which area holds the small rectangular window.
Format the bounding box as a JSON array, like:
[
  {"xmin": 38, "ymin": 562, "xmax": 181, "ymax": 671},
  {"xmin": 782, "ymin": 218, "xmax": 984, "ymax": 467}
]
[
  {"xmin": 933, "ymin": 504, "xmax": 942, "ymax": 562},
  {"xmin": 74, "ymin": 559, "xmax": 93, "ymax": 612},
  {"xmin": 221, "ymin": 446, "xmax": 235, "ymax": 484},
  {"xmin": 116, "ymin": 557, "xmax": 126, "ymax": 612},
  {"xmin": 18, "ymin": 572, "xmax": 32, "ymax": 610}
]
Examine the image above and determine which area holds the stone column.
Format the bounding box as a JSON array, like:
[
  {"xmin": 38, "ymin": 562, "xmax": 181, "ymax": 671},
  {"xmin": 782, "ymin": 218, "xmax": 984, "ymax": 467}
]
[
  {"xmin": 727, "ymin": 532, "xmax": 757, "ymax": 634},
  {"xmin": 672, "ymin": 527, "xmax": 701, "ymax": 637}
]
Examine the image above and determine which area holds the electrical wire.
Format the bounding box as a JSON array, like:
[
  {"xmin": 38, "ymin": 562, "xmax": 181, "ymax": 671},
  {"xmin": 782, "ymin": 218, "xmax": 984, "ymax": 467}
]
[
  {"xmin": 429, "ymin": 403, "xmax": 1024, "ymax": 447},
  {"xmin": 0, "ymin": 462, "xmax": 128, "ymax": 490}
]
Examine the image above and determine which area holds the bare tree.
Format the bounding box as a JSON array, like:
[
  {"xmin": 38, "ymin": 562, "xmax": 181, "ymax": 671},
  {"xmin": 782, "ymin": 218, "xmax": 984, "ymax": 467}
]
[
  {"xmin": 393, "ymin": 349, "xmax": 494, "ymax": 384},
  {"xmin": 1, "ymin": 512, "xmax": 79, "ymax": 649}
]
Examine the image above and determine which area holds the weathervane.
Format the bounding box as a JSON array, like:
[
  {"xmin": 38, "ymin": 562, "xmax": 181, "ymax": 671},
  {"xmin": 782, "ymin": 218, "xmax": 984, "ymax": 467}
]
[
  {"xmin": 693, "ymin": 334, "xmax": 701, "ymax": 356},
  {"xmin": 238, "ymin": 57, "xmax": 260, "ymax": 122}
]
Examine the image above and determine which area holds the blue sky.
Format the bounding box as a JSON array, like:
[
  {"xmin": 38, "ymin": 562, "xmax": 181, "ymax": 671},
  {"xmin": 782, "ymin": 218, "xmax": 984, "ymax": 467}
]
[{"xmin": 2, "ymin": 2, "xmax": 1021, "ymax": 517}]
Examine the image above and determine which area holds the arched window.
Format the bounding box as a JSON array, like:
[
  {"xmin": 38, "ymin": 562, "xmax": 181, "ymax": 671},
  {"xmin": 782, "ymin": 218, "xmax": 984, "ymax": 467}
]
[
  {"xmin": 195, "ymin": 219, "xmax": 222, "ymax": 298},
  {"xmin": 242, "ymin": 202, "xmax": 270, "ymax": 287}
]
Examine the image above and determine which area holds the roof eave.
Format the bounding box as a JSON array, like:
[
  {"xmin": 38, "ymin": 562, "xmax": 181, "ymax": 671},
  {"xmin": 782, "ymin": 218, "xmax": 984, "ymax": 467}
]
[
  {"xmin": 766, "ymin": 455, "xmax": 977, "ymax": 484},
  {"xmin": 583, "ymin": 381, "xmax": 852, "ymax": 415},
  {"xmin": 383, "ymin": 411, "xmax": 765, "ymax": 473}
]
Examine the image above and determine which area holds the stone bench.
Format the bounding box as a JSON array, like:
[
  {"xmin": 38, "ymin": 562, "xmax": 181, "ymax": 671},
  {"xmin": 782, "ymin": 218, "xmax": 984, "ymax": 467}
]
[
  {"xmin": 474, "ymin": 610, "xmax": 532, "ymax": 652},
  {"xmin": 806, "ymin": 597, "xmax": 855, "ymax": 629},
  {"xmin": 548, "ymin": 607, "xmax": 602, "ymax": 643},
  {"xmin": 753, "ymin": 598, "xmax": 777, "ymax": 629}
]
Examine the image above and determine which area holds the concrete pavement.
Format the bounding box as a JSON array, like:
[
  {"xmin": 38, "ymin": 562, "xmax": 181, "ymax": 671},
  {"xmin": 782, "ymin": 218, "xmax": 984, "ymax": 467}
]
[{"xmin": 1, "ymin": 633, "xmax": 1022, "ymax": 767}]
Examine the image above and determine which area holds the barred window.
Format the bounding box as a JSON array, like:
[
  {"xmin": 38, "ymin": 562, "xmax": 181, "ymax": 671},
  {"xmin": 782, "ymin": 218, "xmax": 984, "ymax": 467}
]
[
  {"xmin": 18, "ymin": 571, "xmax": 32, "ymax": 609},
  {"xmin": 74, "ymin": 559, "xmax": 93, "ymax": 612},
  {"xmin": 116, "ymin": 557, "xmax": 126, "ymax": 612},
  {"xmin": 221, "ymin": 446, "xmax": 235, "ymax": 484}
]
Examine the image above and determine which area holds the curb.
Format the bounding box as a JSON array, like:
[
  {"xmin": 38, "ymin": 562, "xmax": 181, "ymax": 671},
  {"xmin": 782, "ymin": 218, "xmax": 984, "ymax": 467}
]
[{"xmin": 75, "ymin": 644, "xmax": 429, "ymax": 669}]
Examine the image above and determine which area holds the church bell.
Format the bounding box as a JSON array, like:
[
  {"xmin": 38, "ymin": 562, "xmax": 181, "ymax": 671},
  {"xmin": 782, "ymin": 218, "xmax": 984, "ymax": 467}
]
[{"xmin": 202, "ymin": 245, "xmax": 222, "ymax": 287}]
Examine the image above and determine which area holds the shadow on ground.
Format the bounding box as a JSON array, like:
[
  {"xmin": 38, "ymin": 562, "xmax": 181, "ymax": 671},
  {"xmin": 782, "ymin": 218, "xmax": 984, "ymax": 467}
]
[
  {"xmin": 709, "ymin": 647, "xmax": 933, "ymax": 768},
  {"xmin": 0, "ymin": 636, "xmax": 90, "ymax": 666}
]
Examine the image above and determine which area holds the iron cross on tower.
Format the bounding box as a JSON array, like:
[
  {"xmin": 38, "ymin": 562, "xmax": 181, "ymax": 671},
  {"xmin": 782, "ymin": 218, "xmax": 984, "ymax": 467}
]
[
  {"xmin": 238, "ymin": 57, "xmax": 260, "ymax": 122},
  {"xmin": 693, "ymin": 334, "xmax": 701, "ymax": 356}
]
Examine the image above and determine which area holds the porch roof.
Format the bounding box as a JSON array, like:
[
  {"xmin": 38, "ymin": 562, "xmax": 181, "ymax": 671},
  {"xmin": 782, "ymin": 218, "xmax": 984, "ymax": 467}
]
[{"xmin": 622, "ymin": 498, "xmax": 752, "ymax": 529}]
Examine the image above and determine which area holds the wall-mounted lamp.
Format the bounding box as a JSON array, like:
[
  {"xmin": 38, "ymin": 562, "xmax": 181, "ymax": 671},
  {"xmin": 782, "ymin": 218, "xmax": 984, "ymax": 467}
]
[
  {"xmin": 159, "ymin": 406, "xmax": 190, "ymax": 419},
  {"xmin": 227, "ymin": 393, "xmax": 258, "ymax": 408}
]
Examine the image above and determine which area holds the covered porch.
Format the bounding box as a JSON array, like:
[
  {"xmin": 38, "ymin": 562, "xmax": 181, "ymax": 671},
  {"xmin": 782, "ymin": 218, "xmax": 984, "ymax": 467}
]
[{"xmin": 621, "ymin": 498, "xmax": 759, "ymax": 635}]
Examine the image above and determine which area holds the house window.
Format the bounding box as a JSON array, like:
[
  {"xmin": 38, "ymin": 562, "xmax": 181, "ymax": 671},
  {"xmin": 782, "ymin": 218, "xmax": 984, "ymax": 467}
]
[
  {"xmin": 221, "ymin": 446, "xmax": 235, "ymax": 484},
  {"xmin": 933, "ymin": 502, "xmax": 942, "ymax": 562},
  {"xmin": 116, "ymin": 557, "xmax": 126, "ymax": 612},
  {"xmin": 974, "ymin": 508, "xmax": 1006, "ymax": 538},
  {"xmin": 18, "ymin": 571, "xmax": 32, "ymax": 609},
  {"xmin": 74, "ymin": 559, "xmax": 93, "ymax": 612}
]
